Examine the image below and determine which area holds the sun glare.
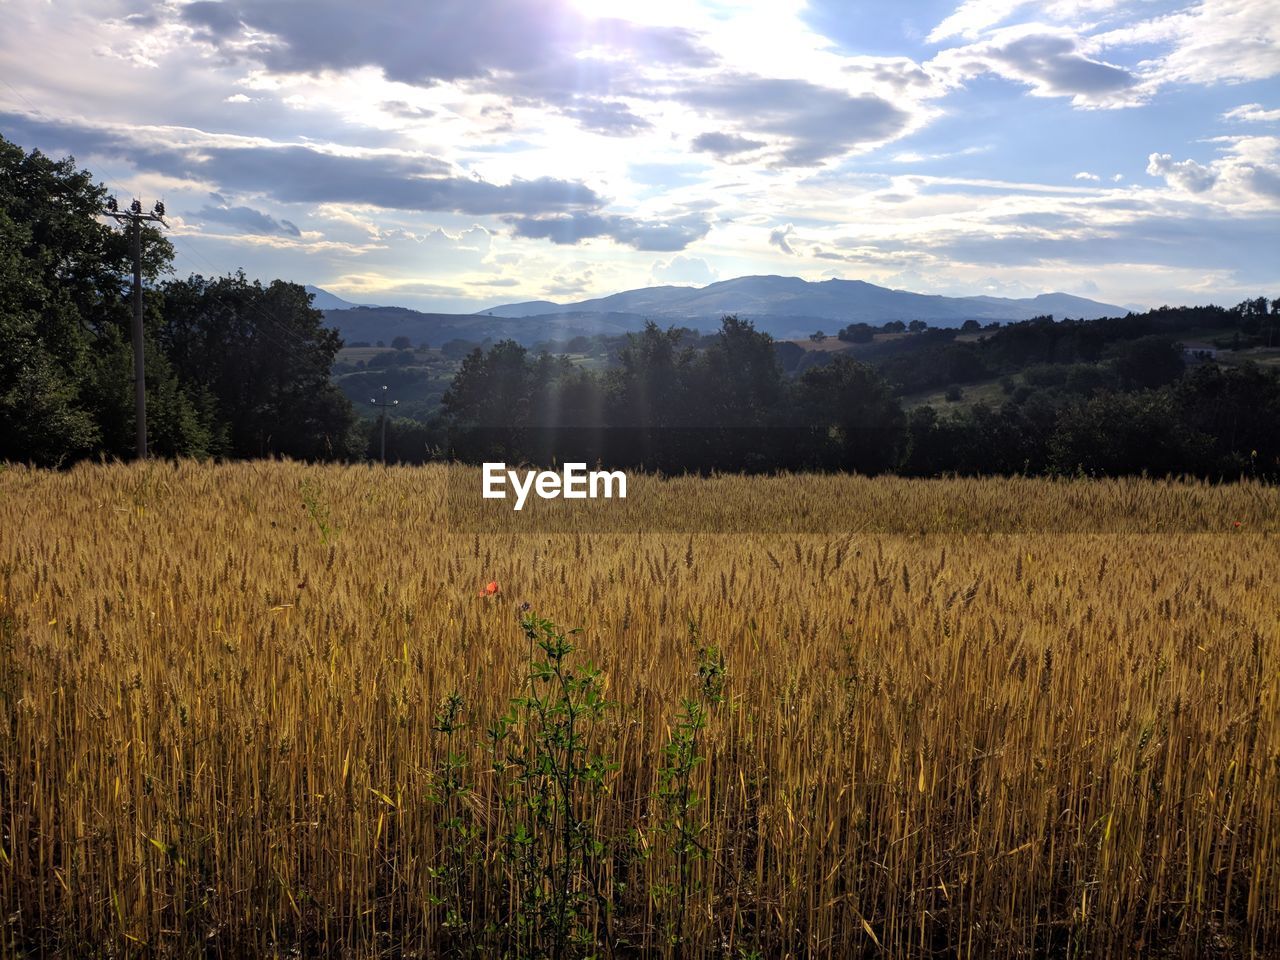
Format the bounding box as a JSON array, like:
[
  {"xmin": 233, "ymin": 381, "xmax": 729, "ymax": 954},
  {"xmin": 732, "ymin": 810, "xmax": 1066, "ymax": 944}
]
[{"xmin": 566, "ymin": 0, "xmax": 710, "ymax": 28}]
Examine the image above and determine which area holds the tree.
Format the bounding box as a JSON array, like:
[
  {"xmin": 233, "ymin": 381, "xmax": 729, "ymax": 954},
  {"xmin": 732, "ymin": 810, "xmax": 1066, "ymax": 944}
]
[
  {"xmin": 838, "ymin": 323, "xmax": 874, "ymax": 343},
  {"xmin": 882, "ymin": 320, "xmax": 906, "ymax": 333},
  {"xmin": 961, "ymin": 319, "xmax": 982, "ymax": 333},
  {"xmin": 1113, "ymin": 336, "xmax": 1184, "ymax": 390},
  {"xmin": 797, "ymin": 355, "xmax": 905, "ymax": 473},
  {"xmin": 607, "ymin": 322, "xmax": 694, "ymax": 428},
  {"xmin": 698, "ymin": 315, "xmax": 785, "ymax": 429},
  {"xmin": 809, "ymin": 330, "xmax": 827, "ymax": 342},
  {"xmin": 1049, "ymin": 392, "xmax": 1200, "ymax": 476},
  {"xmin": 908, "ymin": 319, "xmax": 928, "ymax": 333},
  {"xmin": 0, "ymin": 133, "xmax": 190, "ymax": 462},
  {"xmin": 442, "ymin": 340, "xmax": 533, "ymax": 428},
  {"xmin": 0, "ymin": 210, "xmax": 98, "ymax": 464},
  {"xmin": 391, "ymin": 335, "xmax": 413, "ymax": 350},
  {"xmin": 158, "ymin": 272, "xmax": 358, "ymax": 459}
]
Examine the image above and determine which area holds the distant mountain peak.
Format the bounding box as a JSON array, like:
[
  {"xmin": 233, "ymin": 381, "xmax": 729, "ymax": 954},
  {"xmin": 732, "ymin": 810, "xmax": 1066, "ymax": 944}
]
[
  {"xmin": 305, "ymin": 285, "xmax": 372, "ymax": 311},
  {"xmin": 480, "ymin": 275, "xmax": 1124, "ymax": 332}
]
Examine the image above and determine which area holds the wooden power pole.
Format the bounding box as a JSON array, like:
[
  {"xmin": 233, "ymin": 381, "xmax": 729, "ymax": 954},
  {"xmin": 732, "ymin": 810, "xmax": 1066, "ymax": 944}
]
[
  {"xmin": 104, "ymin": 196, "xmax": 167, "ymax": 459},
  {"xmin": 370, "ymin": 385, "xmax": 398, "ymax": 464}
]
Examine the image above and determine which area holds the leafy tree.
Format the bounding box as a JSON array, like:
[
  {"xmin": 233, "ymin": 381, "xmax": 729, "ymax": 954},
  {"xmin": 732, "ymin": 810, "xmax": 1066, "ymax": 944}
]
[
  {"xmin": 0, "ymin": 210, "xmax": 98, "ymax": 464},
  {"xmin": 1113, "ymin": 336, "xmax": 1185, "ymax": 390},
  {"xmin": 1049, "ymin": 391, "xmax": 1203, "ymax": 476},
  {"xmin": 606, "ymin": 322, "xmax": 694, "ymax": 428},
  {"xmin": 797, "ymin": 355, "xmax": 904, "ymax": 473},
  {"xmin": 838, "ymin": 322, "xmax": 874, "ymax": 343},
  {"xmin": 698, "ymin": 315, "xmax": 785, "ymax": 428},
  {"xmin": 158, "ymin": 272, "xmax": 358, "ymax": 459},
  {"xmin": 0, "ymin": 134, "xmax": 188, "ymax": 462}
]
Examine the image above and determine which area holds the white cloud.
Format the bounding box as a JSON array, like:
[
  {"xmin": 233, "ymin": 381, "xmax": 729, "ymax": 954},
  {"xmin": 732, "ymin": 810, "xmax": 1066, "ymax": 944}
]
[
  {"xmin": 1074, "ymin": 171, "xmax": 1101, "ymax": 181},
  {"xmin": 928, "ymin": 0, "xmax": 1034, "ymax": 43},
  {"xmin": 651, "ymin": 254, "xmax": 717, "ymax": 285},
  {"xmin": 1096, "ymin": 0, "xmax": 1280, "ymax": 89},
  {"xmin": 928, "ymin": 25, "xmax": 1141, "ymax": 108},
  {"xmin": 1146, "ymin": 153, "xmax": 1218, "ymax": 193},
  {"xmin": 927, "ymin": 0, "xmax": 1121, "ymax": 43},
  {"xmin": 1223, "ymin": 103, "xmax": 1280, "ymax": 123},
  {"xmin": 1146, "ymin": 137, "xmax": 1280, "ymax": 204}
]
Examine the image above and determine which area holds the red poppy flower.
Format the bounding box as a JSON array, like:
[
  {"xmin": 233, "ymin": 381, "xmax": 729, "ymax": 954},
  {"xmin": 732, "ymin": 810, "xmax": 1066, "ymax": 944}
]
[{"xmin": 481, "ymin": 580, "xmax": 500, "ymax": 597}]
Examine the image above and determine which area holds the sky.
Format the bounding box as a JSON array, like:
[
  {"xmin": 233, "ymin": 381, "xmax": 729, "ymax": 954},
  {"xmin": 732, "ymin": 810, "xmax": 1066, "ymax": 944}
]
[{"xmin": 1, "ymin": 0, "xmax": 1277, "ymax": 313}]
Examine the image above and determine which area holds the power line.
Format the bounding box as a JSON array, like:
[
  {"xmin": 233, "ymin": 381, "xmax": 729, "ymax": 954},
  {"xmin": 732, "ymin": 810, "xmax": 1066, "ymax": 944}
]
[
  {"xmin": 103, "ymin": 195, "xmax": 167, "ymax": 459},
  {"xmin": 369, "ymin": 385, "xmax": 398, "ymax": 464}
]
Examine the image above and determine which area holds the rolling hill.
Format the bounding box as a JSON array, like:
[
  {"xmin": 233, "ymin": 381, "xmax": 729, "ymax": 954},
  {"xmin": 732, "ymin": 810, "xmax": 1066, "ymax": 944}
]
[
  {"xmin": 312, "ymin": 276, "xmax": 1127, "ymax": 346},
  {"xmin": 481, "ymin": 276, "xmax": 1125, "ymax": 331}
]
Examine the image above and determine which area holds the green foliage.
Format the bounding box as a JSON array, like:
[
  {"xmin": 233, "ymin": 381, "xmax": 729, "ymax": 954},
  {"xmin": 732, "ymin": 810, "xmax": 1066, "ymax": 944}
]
[
  {"xmin": 158, "ymin": 272, "xmax": 359, "ymax": 459},
  {"xmin": 0, "ymin": 133, "xmax": 358, "ymax": 465},
  {"xmin": 655, "ymin": 629, "xmax": 727, "ymax": 953},
  {"xmin": 429, "ymin": 692, "xmax": 483, "ymax": 957},
  {"xmin": 797, "ymin": 355, "xmax": 905, "ymax": 472},
  {"xmin": 299, "ymin": 478, "xmax": 337, "ymax": 544},
  {"xmin": 486, "ymin": 613, "xmax": 617, "ymax": 959}
]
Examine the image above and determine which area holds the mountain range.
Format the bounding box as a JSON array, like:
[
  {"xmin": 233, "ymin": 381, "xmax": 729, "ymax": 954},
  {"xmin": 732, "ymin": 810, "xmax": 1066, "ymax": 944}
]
[
  {"xmin": 313, "ymin": 275, "xmax": 1127, "ymax": 346},
  {"xmin": 479, "ymin": 276, "xmax": 1123, "ymax": 325}
]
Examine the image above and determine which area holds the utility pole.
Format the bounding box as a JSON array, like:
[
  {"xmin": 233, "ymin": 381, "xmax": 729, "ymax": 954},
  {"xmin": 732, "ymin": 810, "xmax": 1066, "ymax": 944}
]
[
  {"xmin": 105, "ymin": 196, "xmax": 167, "ymax": 459},
  {"xmin": 370, "ymin": 385, "xmax": 398, "ymax": 464}
]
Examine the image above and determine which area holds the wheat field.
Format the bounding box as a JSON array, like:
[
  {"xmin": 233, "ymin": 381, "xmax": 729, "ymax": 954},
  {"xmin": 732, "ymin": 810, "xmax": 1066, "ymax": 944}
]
[{"xmin": 1, "ymin": 461, "xmax": 1277, "ymax": 958}]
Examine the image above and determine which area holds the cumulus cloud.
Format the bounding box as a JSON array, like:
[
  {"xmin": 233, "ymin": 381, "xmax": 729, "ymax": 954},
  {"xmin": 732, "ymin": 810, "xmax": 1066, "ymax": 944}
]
[
  {"xmin": 505, "ymin": 211, "xmax": 712, "ymax": 251},
  {"xmin": 651, "ymin": 255, "xmax": 717, "ymax": 285},
  {"xmin": 1073, "ymin": 171, "xmax": 1101, "ymax": 181},
  {"xmin": 1095, "ymin": 0, "xmax": 1280, "ymax": 89},
  {"xmin": 0, "ymin": 111, "xmax": 603, "ymax": 216},
  {"xmin": 175, "ymin": 0, "xmax": 711, "ymax": 86},
  {"xmin": 1146, "ymin": 152, "xmax": 1218, "ymax": 193},
  {"xmin": 930, "ymin": 27, "xmax": 1140, "ymax": 107},
  {"xmin": 1145, "ymin": 138, "xmax": 1280, "ymax": 203},
  {"xmin": 197, "ymin": 202, "xmax": 301, "ymax": 237},
  {"xmin": 681, "ymin": 75, "xmax": 914, "ymax": 165},
  {"xmin": 1223, "ymin": 103, "xmax": 1280, "ymax": 123}
]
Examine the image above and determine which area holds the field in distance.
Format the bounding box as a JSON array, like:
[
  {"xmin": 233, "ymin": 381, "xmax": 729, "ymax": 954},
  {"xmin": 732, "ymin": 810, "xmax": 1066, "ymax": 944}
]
[{"xmin": 1, "ymin": 462, "xmax": 1277, "ymax": 958}]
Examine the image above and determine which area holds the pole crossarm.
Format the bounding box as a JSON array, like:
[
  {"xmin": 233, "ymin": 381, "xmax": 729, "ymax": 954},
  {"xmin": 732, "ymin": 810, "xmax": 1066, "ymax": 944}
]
[
  {"xmin": 369, "ymin": 385, "xmax": 399, "ymax": 464},
  {"xmin": 103, "ymin": 198, "xmax": 168, "ymax": 460}
]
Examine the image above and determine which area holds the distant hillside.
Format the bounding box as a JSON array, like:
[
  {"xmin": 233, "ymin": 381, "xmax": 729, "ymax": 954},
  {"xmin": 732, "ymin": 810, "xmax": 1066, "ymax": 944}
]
[
  {"xmin": 323, "ymin": 305, "xmax": 650, "ymax": 347},
  {"xmin": 482, "ymin": 275, "xmax": 1125, "ymax": 337},
  {"xmin": 475, "ymin": 300, "xmax": 563, "ymax": 318},
  {"xmin": 305, "ymin": 285, "xmax": 374, "ymax": 311},
  {"xmin": 332, "ymin": 276, "xmax": 1127, "ymax": 346}
]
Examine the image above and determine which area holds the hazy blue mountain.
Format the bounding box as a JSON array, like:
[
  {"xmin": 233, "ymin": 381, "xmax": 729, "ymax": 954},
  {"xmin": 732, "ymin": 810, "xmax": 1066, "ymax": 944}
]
[
  {"xmin": 305, "ymin": 285, "xmax": 371, "ymax": 311},
  {"xmin": 327, "ymin": 276, "xmax": 1128, "ymax": 347},
  {"xmin": 323, "ymin": 305, "xmax": 647, "ymax": 348},
  {"xmin": 475, "ymin": 300, "xmax": 563, "ymax": 318},
  {"xmin": 481, "ymin": 276, "xmax": 1125, "ymax": 329}
]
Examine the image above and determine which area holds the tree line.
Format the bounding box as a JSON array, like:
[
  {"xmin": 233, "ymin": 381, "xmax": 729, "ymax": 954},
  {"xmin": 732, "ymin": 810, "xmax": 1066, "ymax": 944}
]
[
  {"xmin": 431, "ymin": 314, "xmax": 1280, "ymax": 478},
  {"xmin": 3, "ymin": 133, "xmax": 1278, "ymax": 479},
  {"xmin": 0, "ymin": 135, "xmax": 360, "ymax": 465}
]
